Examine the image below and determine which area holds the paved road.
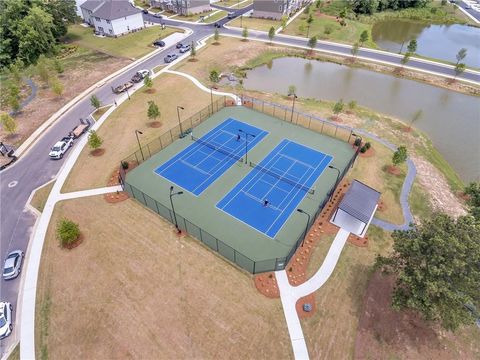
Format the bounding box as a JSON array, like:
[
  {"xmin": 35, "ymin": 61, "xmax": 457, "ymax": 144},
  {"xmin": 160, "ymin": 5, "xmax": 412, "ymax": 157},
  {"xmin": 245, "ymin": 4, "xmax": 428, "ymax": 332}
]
[{"xmin": 0, "ymin": 7, "xmax": 478, "ymax": 356}]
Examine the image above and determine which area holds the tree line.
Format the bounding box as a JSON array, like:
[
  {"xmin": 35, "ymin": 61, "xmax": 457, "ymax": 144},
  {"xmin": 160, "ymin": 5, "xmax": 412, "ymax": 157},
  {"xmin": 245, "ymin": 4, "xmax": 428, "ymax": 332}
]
[
  {"xmin": 0, "ymin": 0, "xmax": 77, "ymax": 68},
  {"xmin": 348, "ymin": 0, "xmax": 430, "ymax": 15}
]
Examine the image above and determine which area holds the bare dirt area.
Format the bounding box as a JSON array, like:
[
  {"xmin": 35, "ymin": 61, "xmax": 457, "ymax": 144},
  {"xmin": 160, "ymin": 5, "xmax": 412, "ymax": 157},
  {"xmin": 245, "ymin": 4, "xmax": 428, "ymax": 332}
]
[
  {"xmin": 36, "ymin": 196, "xmax": 292, "ymax": 359},
  {"xmin": 355, "ymin": 272, "xmax": 480, "ymax": 359},
  {"xmin": 62, "ymin": 73, "xmax": 216, "ymax": 192},
  {"xmin": 0, "ymin": 49, "xmax": 130, "ymax": 147}
]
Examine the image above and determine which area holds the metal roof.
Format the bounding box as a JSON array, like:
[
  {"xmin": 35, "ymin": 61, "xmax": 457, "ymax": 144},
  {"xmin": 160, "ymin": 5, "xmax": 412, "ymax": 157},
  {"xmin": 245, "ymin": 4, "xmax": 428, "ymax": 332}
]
[
  {"xmin": 82, "ymin": 0, "xmax": 141, "ymax": 20},
  {"xmin": 338, "ymin": 180, "xmax": 381, "ymax": 224}
]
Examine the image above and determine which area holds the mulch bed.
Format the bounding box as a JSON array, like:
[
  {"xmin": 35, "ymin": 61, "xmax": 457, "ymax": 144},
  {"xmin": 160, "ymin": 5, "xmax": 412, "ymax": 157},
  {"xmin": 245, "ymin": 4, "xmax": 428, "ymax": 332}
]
[
  {"xmin": 253, "ymin": 180, "xmax": 353, "ymax": 318},
  {"xmin": 348, "ymin": 233, "xmax": 368, "ymax": 247},
  {"xmin": 90, "ymin": 148, "xmax": 105, "ymax": 157},
  {"xmin": 386, "ymin": 165, "xmax": 401, "ymax": 176},
  {"xmin": 225, "ymin": 99, "xmax": 236, "ymax": 106},
  {"xmin": 61, "ymin": 233, "xmax": 84, "ymax": 250},
  {"xmin": 359, "ymin": 147, "xmax": 375, "ymax": 158},
  {"xmin": 377, "ymin": 199, "xmax": 387, "ymax": 212},
  {"xmin": 103, "ymin": 161, "xmax": 138, "ymax": 203},
  {"xmin": 147, "ymin": 121, "xmax": 162, "ymax": 128},
  {"xmin": 145, "ymin": 88, "xmax": 156, "ymax": 94},
  {"xmin": 188, "ymin": 58, "xmax": 199, "ymax": 62},
  {"xmin": 330, "ymin": 115, "xmax": 342, "ymax": 122},
  {"xmin": 212, "ymin": 42, "xmax": 220, "ymax": 46},
  {"xmin": 242, "ymin": 100, "xmax": 253, "ymax": 108}
]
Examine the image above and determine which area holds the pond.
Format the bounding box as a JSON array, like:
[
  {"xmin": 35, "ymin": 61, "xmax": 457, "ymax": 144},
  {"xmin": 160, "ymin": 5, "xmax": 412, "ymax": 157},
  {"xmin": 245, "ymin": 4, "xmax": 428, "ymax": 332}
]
[
  {"xmin": 372, "ymin": 20, "xmax": 480, "ymax": 68},
  {"xmin": 243, "ymin": 57, "xmax": 480, "ymax": 182}
]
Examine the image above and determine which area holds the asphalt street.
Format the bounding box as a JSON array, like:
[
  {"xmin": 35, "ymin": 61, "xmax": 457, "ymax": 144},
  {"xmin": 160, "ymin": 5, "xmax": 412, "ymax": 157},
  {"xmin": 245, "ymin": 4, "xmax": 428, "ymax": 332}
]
[{"xmin": 0, "ymin": 6, "xmax": 478, "ymax": 356}]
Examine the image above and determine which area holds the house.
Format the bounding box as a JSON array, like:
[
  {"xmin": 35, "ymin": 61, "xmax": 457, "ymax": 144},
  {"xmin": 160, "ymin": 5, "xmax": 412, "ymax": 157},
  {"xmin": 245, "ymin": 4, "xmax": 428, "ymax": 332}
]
[
  {"xmin": 80, "ymin": 0, "xmax": 144, "ymax": 37},
  {"xmin": 252, "ymin": 0, "xmax": 309, "ymax": 20},
  {"xmin": 150, "ymin": 0, "xmax": 211, "ymax": 15}
]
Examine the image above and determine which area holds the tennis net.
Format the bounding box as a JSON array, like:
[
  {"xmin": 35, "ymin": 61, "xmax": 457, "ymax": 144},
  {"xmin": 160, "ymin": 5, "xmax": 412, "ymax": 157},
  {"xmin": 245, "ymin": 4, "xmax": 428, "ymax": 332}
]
[
  {"xmin": 249, "ymin": 162, "xmax": 315, "ymax": 194},
  {"xmin": 191, "ymin": 136, "xmax": 243, "ymax": 162}
]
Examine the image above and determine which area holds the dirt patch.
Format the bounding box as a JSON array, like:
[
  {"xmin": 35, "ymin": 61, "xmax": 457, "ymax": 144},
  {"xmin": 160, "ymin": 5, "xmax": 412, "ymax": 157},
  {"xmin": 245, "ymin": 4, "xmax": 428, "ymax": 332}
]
[
  {"xmin": 386, "ymin": 165, "xmax": 401, "ymax": 176},
  {"xmin": 0, "ymin": 50, "xmax": 129, "ymax": 147},
  {"xmin": 147, "ymin": 121, "xmax": 162, "ymax": 128},
  {"xmin": 90, "ymin": 148, "xmax": 105, "ymax": 157},
  {"xmin": 144, "ymin": 88, "xmax": 156, "ymax": 94},
  {"xmin": 354, "ymin": 272, "xmax": 480, "ymax": 359},
  {"xmin": 61, "ymin": 233, "xmax": 84, "ymax": 250},
  {"xmin": 188, "ymin": 58, "xmax": 199, "ymax": 62},
  {"xmin": 411, "ymin": 155, "xmax": 467, "ymax": 218},
  {"xmin": 103, "ymin": 162, "xmax": 138, "ymax": 203}
]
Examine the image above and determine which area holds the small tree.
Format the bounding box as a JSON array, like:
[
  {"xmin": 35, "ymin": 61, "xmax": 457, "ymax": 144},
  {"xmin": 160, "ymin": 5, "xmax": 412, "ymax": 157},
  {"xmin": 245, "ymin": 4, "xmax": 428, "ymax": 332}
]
[
  {"xmin": 332, "ymin": 99, "xmax": 344, "ymax": 115},
  {"xmin": 190, "ymin": 41, "xmax": 196, "ymax": 58},
  {"xmin": 144, "ymin": 74, "xmax": 153, "ymax": 90},
  {"xmin": 339, "ymin": 7, "xmax": 347, "ymax": 20},
  {"xmin": 56, "ymin": 218, "xmax": 80, "ymax": 247},
  {"xmin": 209, "ymin": 69, "xmax": 220, "ymax": 83},
  {"xmin": 347, "ymin": 100, "xmax": 357, "ymax": 110},
  {"xmin": 400, "ymin": 52, "xmax": 411, "ymax": 69},
  {"xmin": 351, "ymin": 42, "xmax": 359, "ymax": 60},
  {"xmin": 407, "ymin": 39, "xmax": 417, "ymax": 54},
  {"xmin": 308, "ymin": 36, "xmax": 317, "ymax": 52},
  {"xmin": 456, "ymin": 48, "xmax": 467, "ymax": 66},
  {"xmin": 8, "ymin": 62, "xmax": 23, "ymax": 85},
  {"xmin": 36, "ymin": 56, "xmax": 50, "ymax": 85},
  {"xmin": 242, "ymin": 27, "xmax": 249, "ymax": 41},
  {"xmin": 288, "ymin": 84, "xmax": 296, "ymax": 96},
  {"xmin": 464, "ymin": 182, "xmax": 480, "ymax": 220},
  {"xmin": 281, "ymin": 15, "xmax": 288, "ymax": 29},
  {"xmin": 88, "ymin": 130, "xmax": 103, "ymax": 150},
  {"xmin": 304, "ymin": 4, "xmax": 311, "ymax": 14},
  {"xmin": 147, "ymin": 100, "xmax": 160, "ymax": 122},
  {"xmin": 454, "ymin": 63, "xmax": 466, "ymax": 80},
  {"xmin": 51, "ymin": 78, "xmax": 64, "ymax": 97},
  {"xmin": 359, "ymin": 30, "xmax": 369, "ymax": 46},
  {"xmin": 213, "ymin": 28, "xmax": 220, "ymax": 43},
  {"xmin": 268, "ymin": 26, "xmax": 275, "ymax": 43},
  {"xmin": 307, "ymin": 13, "xmax": 314, "ymax": 25},
  {"xmin": 53, "ymin": 58, "xmax": 64, "ymax": 74},
  {"xmin": 90, "ymin": 95, "xmax": 101, "ymax": 109},
  {"xmin": 392, "ymin": 146, "xmax": 407, "ymax": 167},
  {"xmin": 316, "ymin": 0, "xmax": 322, "ymax": 9},
  {"xmin": 0, "ymin": 113, "xmax": 17, "ymax": 134},
  {"xmin": 8, "ymin": 96, "xmax": 20, "ymax": 113}
]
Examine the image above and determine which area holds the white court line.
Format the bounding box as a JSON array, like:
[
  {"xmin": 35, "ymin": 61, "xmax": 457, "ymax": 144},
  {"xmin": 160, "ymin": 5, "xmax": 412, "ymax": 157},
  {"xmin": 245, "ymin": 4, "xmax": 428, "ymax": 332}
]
[{"xmin": 179, "ymin": 159, "xmax": 210, "ymax": 175}]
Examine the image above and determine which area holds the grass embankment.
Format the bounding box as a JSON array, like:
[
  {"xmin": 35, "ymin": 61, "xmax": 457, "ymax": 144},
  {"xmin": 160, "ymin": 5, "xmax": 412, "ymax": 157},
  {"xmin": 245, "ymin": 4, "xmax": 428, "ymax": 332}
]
[
  {"xmin": 204, "ymin": 10, "xmax": 228, "ymax": 23},
  {"xmin": 91, "ymin": 105, "xmax": 112, "ymax": 121},
  {"xmin": 65, "ymin": 25, "xmax": 181, "ymax": 59},
  {"xmin": 35, "ymin": 196, "xmax": 291, "ymax": 359},
  {"xmin": 7, "ymin": 344, "xmax": 20, "ymax": 360},
  {"xmin": 30, "ymin": 181, "xmax": 55, "ymax": 213},
  {"xmin": 228, "ymin": 16, "xmax": 281, "ymax": 32},
  {"xmin": 63, "ymin": 73, "xmax": 218, "ymax": 192},
  {"xmin": 217, "ymin": 0, "xmax": 253, "ymax": 8},
  {"xmin": 171, "ymin": 10, "xmax": 215, "ymax": 22}
]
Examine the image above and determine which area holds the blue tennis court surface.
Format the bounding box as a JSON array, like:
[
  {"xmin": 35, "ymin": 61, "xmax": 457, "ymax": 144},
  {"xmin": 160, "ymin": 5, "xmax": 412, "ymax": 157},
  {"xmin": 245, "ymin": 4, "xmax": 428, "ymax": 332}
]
[
  {"xmin": 217, "ymin": 139, "xmax": 333, "ymax": 238},
  {"xmin": 154, "ymin": 118, "xmax": 268, "ymax": 195}
]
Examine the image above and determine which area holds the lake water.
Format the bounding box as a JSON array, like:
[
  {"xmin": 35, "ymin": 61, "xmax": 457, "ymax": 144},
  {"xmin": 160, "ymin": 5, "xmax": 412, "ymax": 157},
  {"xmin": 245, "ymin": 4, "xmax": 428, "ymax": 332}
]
[
  {"xmin": 372, "ymin": 20, "xmax": 480, "ymax": 68},
  {"xmin": 243, "ymin": 57, "xmax": 480, "ymax": 182}
]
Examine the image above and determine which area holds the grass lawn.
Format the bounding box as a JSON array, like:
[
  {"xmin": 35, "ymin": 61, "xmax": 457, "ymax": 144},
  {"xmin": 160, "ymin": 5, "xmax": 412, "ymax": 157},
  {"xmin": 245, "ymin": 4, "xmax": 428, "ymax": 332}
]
[
  {"xmin": 30, "ymin": 181, "xmax": 55, "ymax": 213},
  {"xmin": 133, "ymin": 0, "xmax": 149, "ymax": 9},
  {"xmin": 7, "ymin": 344, "xmax": 19, "ymax": 360},
  {"xmin": 204, "ymin": 10, "xmax": 228, "ymax": 23},
  {"xmin": 63, "ymin": 73, "xmax": 218, "ymax": 192},
  {"xmin": 172, "ymin": 10, "xmax": 215, "ymax": 22},
  {"xmin": 65, "ymin": 25, "xmax": 182, "ymax": 59},
  {"xmin": 35, "ymin": 196, "xmax": 292, "ymax": 359},
  {"xmin": 91, "ymin": 105, "xmax": 112, "ymax": 121},
  {"xmin": 228, "ymin": 16, "xmax": 281, "ymax": 32},
  {"xmin": 217, "ymin": 0, "xmax": 253, "ymax": 9}
]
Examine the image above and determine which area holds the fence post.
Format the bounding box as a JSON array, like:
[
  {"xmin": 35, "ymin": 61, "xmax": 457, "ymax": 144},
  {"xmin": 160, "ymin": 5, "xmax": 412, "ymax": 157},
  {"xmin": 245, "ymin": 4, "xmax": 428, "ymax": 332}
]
[
  {"xmin": 334, "ymin": 125, "xmax": 338, "ymax": 138},
  {"xmin": 321, "ymin": 120, "xmax": 324, "ymax": 134},
  {"xmin": 284, "ymin": 108, "xmax": 287, "ymax": 121},
  {"xmin": 134, "ymin": 152, "xmax": 139, "ymax": 165},
  {"xmin": 308, "ymin": 115, "xmax": 312, "ymax": 129}
]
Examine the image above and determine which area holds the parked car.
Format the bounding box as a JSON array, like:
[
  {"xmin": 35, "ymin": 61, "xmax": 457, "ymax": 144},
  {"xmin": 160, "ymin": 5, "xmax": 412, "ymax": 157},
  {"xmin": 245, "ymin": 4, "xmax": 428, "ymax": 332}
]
[
  {"xmin": 164, "ymin": 53, "xmax": 178, "ymax": 63},
  {"xmin": 153, "ymin": 13, "xmax": 163, "ymax": 18},
  {"xmin": 227, "ymin": 12, "xmax": 235, "ymax": 19},
  {"xmin": 153, "ymin": 39, "xmax": 166, "ymax": 47},
  {"xmin": 3, "ymin": 250, "xmax": 24, "ymax": 280},
  {"xmin": 112, "ymin": 81, "xmax": 134, "ymax": 94},
  {"xmin": 179, "ymin": 44, "xmax": 191, "ymax": 53},
  {"xmin": 214, "ymin": 22, "xmax": 221, "ymax": 28},
  {"xmin": 176, "ymin": 42, "xmax": 184, "ymax": 49},
  {"xmin": 131, "ymin": 69, "xmax": 150, "ymax": 83},
  {"xmin": 0, "ymin": 302, "xmax": 13, "ymax": 340},
  {"xmin": 49, "ymin": 136, "xmax": 73, "ymax": 160},
  {"xmin": 142, "ymin": 9, "xmax": 148, "ymax": 14}
]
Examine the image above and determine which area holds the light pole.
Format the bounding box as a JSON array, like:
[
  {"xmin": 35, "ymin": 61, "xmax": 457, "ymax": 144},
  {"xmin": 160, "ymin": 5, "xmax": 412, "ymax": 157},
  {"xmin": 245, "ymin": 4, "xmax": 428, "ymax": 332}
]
[
  {"xmin": 169, "ymin": 186, "xmax": 184, "ymax": 233},
  {"xmin": 210, "ymin": 86, "xmax": 217, "ymax": 112},
  {"xmin": 238, "ymin": 129, "xmax": 255, "ymax": 164},
  {"xmin": 290, "ymin": 93, "xmax": 298, "ymax": 122},
  {"xmin": 177, "ymin": 106, "xmax": 184, "ymax": 137},
  {"xmin": 297, "ymin": 209, "xmax": 311, "ymax": 247},
  {"xmin": 135, "ymin": 130, "xmax": 144, "ymax": 162},
  {"xmin": 328, "ymin": 165, "xmax": 340, "ymax": 202}
]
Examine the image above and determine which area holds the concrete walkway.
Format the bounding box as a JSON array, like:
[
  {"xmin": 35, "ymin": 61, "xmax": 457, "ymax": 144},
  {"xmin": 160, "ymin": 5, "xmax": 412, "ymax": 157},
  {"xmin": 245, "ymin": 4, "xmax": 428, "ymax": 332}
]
[
  {"xmin": 58, "ymin": 186, "xmax": 123, "ymax": 201},
  {"xmin": 276, "ymin": 228, "xmax": 351, "ymax": 360}
]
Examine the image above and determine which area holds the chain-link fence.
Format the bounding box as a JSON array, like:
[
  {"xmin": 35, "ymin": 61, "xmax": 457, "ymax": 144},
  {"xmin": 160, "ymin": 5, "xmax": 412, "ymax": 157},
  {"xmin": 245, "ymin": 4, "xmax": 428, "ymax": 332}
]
[{"xmin": 119, "ymin": 96, "xmax": 359, "ymax": 274}]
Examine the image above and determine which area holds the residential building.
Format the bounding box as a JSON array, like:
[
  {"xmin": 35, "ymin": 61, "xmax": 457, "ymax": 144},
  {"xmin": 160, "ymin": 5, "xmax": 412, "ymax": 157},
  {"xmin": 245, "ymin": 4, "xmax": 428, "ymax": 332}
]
[
  {"xmin": 252, "ymin": 0, "xmax": 309, "ymax": 20},
  {"xmin": 150, "ymin": 0, "xmax": 211, "ymax": 15},
  {"xmin": 80, "ymin": 0, "xmax": 144, "ymax": 37}
]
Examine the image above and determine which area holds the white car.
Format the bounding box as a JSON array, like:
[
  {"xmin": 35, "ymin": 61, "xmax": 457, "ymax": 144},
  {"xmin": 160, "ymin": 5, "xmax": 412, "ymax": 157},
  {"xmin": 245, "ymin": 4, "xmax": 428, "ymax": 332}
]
[
  {"xmin": 49, "ymin": 136, "xmax": 73, "ymax": 159},
  {"xmin": 3, "ymin": 250, "xmax": 24, "ymax": 280},
  {"xmin": 0, "ymin": 302, "xmax": 13, "ymax": 340}
]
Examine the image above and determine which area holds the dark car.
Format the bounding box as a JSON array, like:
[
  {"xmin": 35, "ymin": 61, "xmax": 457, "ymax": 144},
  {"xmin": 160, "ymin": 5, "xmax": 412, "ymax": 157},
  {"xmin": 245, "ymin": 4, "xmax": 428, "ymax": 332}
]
[
  {"xmin": 164, "ymin": 53, "xmax": 178, "ymax": 63},
  {"xmin": 214, "ymin": 22, "xmax": 221, "ymax": 28},
  {"xmin": 176, "ymin": 42, "xmax": 183, "ymax": 49},
  {"xmin": 142, "ymin": 9, "xmax": 148, "ymax": 14},
  {"xmin": 153, "ymin": 39, "xmax": 166, "ymax": 47}
]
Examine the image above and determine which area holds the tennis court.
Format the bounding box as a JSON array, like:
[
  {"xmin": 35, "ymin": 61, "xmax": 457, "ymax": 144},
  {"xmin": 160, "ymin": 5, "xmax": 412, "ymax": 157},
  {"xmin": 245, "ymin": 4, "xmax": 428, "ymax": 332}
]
[
  {"xmin": 154, "ymin": 118, "xmax": 268, "ymax": 195},
  {"xmin": 217, "ymin": 140, "xmax": 333, "ymax": 238}
]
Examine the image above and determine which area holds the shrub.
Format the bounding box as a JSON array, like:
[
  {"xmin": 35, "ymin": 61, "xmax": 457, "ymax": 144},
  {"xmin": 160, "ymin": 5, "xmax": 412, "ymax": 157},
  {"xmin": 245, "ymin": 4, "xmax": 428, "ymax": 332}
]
[
  {"xmin": 354, "ymin": 137, "xmax": 362, "ymax": 147},
  {"xmin": 0, "ymin": 113, "xmax": 17, "ymax": 134},
  {"xmin": 121, "ymin": 161, "xmax": 129, "ymax": 169},
  {"xmin": 360, "ymin": 145, "xmax": 367, "ymax": 153},
  {"xmin": 324, "ymin": 24, "xmax": 333, "ymax": 34},
  {"xmin": 88, "ymin": 130, "xmax": 103, "ymax": 150},
  {"xmin": 57, "ymin": 218, "xmax": 80, "ymax": 247},
  {"xmin": 365, "ymin": 142, "xmax": 371, "ymax": 150}
]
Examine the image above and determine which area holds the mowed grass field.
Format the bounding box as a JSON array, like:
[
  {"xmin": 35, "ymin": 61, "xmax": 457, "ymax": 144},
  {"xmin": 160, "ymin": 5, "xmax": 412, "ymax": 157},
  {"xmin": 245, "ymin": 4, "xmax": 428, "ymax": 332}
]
[
  {"xmin": 63, "ymin": 73, "xmax": 218, "ymax": 192},
  {"xmin": 228, "ymin": 16, "xmax": 281, "ymax": 31},
  {"xmin": 35, "ymin": 196, "xmax": 292, "ymax": 359},
  {"xmin": 66, "ymin": 25, "xmax": 181, "ymax": 59}
]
